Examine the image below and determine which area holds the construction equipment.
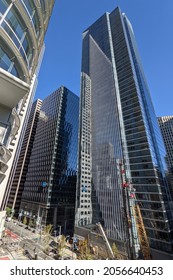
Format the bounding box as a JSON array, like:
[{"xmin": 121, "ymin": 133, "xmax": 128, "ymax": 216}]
[
  {"xmin": 96, "ymin": 222, "xmax": 115, "ymax": 259},
  {"xmin": 119, "ymin": 160, "xmax": 137, "ymax": 259},
  {"xmin": 119, "ymin": 159, "xmax": 151, "ymax": 260},
  {"xmin": 132, "ymin": 204, "xmax": 151, "ymax": 260},
  {"xmin": 88, "ymin": 158, "xmax": 151, "ymax": 260},
  {"xmin": 96, "ymin": 222, "xmax": 127, "ymax": 259}
]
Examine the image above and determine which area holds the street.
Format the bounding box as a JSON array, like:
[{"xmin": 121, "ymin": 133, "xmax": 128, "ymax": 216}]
[
  {"xmin": 0, "ymin": 220, "xmax": 76, "ymax": 260},
  {"xmin": 0, "ymin": 220, "xmax": 53, "ymax": 260}
]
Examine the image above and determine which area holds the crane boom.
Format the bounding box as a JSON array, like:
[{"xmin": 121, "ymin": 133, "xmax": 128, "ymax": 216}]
[{"xmin": 96, "ymin": 222, "xmax": 114, "ymax": 259}]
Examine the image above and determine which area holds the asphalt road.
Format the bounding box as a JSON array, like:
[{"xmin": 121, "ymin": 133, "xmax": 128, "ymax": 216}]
[
  {"xmin": 3, "ymin": 221, "xmax": 76, "ymax": 260},
  {"xmin": 3, "ymin": 221, "xmax": 53, "ymax": 260}
]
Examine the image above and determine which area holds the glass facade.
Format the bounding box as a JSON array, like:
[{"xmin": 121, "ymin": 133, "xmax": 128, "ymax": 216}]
[
  {"xmin": 76, "ymin": 7, "xmax": 173, "ymax": 256},
  {"xmin": 0, "ymin": 0, "xmax": 9, "ymax": 15},
  {"xmin": 0, "ymin": 0, "xmax": 54, "ymax": 80},
  {"xmin": 0, "ymin": 0, "xmax": 54, "ymax": 207},
  {"xmin": 20, "ymin": 87, "xmax": 79, "ymax": 235},
  {"xmin": 19, "ymin": 0, "xmax": 40, "ymax": 37},
  {"xmin": 0, "ymin": 46, "xmax": 18, "ymax": 77},
  {"xmin": 158, "ymin": 116, "xmax": 173, "ymax": 174}
]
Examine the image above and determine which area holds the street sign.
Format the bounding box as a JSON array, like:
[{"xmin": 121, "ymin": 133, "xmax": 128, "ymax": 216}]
[{"xmin": 42, "ymin": 182, "xmax": 47, "ymax": 187}]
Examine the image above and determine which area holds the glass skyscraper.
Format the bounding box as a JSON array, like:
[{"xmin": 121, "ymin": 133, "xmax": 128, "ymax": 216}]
[
  {"xmin": 20, "ymin": 86, "xmax": 79, "ymax": 235},
  {"xmin": 75, "ymin": 7, "xmax": 173, "ymax": 259},
  {"xmin": 158, "ymin": 116, "xmax": 173, "ymax": 201},
  {"xmin": 158, "ymin": 116, "xmax": 173, "ymax": 174}
]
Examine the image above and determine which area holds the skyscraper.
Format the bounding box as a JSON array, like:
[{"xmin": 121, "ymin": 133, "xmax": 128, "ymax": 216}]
[
  {"xmin": 6, "ymin": 99, "xmax": 42, "ymax": 216},
  {"xmin": 75, "ymin": 7, "xmax": 173, "ymax": 259},
  {"xmin": 20, "ymin": 86, "xmax": 79, "ymax": 235},
  {"xmin": 158, "ymin": 116, "xmax": 173, "ymax": 174},
  {"xmin": 158, "ymin": 116, "xmax": 173, "ymax": 201},
  {"xmin": 0, "ymin": 0, "xmax": 55, "ymax": 209}
]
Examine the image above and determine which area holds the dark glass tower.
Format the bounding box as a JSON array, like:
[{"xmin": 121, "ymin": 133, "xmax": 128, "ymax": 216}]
[
  {"xmin": 75, "ymin": 7, "xmax": 173, "ymax": 258},
  {"xmin": 158, "ymin": 116, "xmax": 173, "ymax": 174},
  {"xmin": 158, "ymin": 116, "xmax": 173, "ymax": 201},
  {"xmin": 20, "ymin": 86, "xmax": 79, "ymax": 235}
]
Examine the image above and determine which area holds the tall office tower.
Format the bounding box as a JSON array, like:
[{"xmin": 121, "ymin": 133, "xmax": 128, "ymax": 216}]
[
  {"xmin": 158, "ymin": 116, "xmax": 173, "ymax": 173},
  {"xmin": 75, "ymin": 7, "xmax": 173, "ymax": 259},
  {"xmin": 20, "ymin": 87, "xmax": 79, "ymax": 235},
  {"xmin": 158, "ymin": 116, "xmax": 173, "ymax": 201},
  {"xmin": 6, "ymin": 99, "xmax": 42, "ymax": 216},
  {"xmin": 0, "ymin": 0, "xmax": 55, "ymax": 209}
]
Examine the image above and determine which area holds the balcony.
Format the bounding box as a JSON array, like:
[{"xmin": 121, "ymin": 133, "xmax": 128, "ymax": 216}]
[
  {"xmin": 0, "ymin": 144, "xmax": 12, "ymax": 183},
  {"xmin": 0, "ymin": 160, "xmax": 8, "ymax": 173},
  {"xmin": 0, "ymin": 144, "xmax": 11, "ymax": 164},
  {"xmin": 10, "ymin": 108, "xmax": 20, "ymax": 142},
  {"xmin": 0, "ymin": 171, "xmax": 6, "ymax": 184},
  {"xmin": 0, "ymin": 68, "xmax": 30, "ymax": 109}
]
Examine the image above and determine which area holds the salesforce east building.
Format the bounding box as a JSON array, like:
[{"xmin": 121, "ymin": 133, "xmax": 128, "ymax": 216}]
[{"xmin": 75, "ymin": 7, "xmax": 173, "ymax": 259}]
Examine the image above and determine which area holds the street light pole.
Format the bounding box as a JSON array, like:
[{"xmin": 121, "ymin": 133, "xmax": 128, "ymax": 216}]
[
  {"xmin": 18, "ymin": 209, "xmax": 23, "ymax": 225},
  {"xmin": 17, "ymin": 225, "xmax": 24, "ymax": 252}
]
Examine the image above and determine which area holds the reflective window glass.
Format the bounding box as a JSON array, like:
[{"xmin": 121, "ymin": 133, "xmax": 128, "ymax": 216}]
[
  {"xmin": 2, "ymin": 5, "xmax": 33, "ymax": 68},
  {"xmin": 0, "ymin": 46, "xmax": 18, "ymax": 77},
  {"xmin": 20, "ymin": 0, "xmax": 40, "ymax": 37},
  {"xmin": 5, "ymin": 10, "xmax": 24, "ymax": 40},
  {"xmin": 0, "ymin": 0, "xmax": 9, "ymax": 15}
]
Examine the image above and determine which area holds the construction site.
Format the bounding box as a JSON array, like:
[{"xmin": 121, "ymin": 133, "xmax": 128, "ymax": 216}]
[{"xmin": 74, "ymin": 160, "xmax": 152, "ymax": 260}]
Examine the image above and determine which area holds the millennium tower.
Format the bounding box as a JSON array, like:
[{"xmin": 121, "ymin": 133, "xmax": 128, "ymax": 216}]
[
  {"xmin": 75, "ymin": 7, "xmax": 173, "ymax": 259},
  {"xmin": 0, "ymin": 0, "xmax": 55, "ymax": 209}
]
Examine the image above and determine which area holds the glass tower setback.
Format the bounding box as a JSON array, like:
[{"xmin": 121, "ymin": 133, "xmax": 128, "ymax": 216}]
[
  {"xmin": 76, "ymin": 7, "xmax": 173, "ymax": 257},
  {"xmin": 20, "ymin": 87, "xmax": 79, "ymax": 235}
]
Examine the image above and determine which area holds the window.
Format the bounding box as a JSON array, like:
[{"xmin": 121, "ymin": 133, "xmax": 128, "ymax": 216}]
[
  {"xmin": 0, "ymin": 47, "xmax": 18, "ymax": 77},
  {"xmin": 0, "ymin": 0, "xmax": 9, "ymax": 15}
]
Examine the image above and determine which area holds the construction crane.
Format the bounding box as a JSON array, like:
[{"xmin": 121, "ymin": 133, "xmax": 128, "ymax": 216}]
[
  {"xmin": 96, "ymin": 222, "xmax": 115, "ymax": 259},
  {"xmin": 119, "ymin": 159, "xmax": 151, "ymax": 260},
  {"xmin": 95, "ymin": 160, "xmax": 136, "ymax": 260},
  {"xmin": 96, "ymin": 222, "xmax": 128, "ymax": 259},
  {"xmin": 94, "ymin": 159, "xmax": 151, "ymax": 260},
  {"xmin": 132, "ymin": 204, "xmax": 151, "ymax": 260},
  {"xmin": 119, "ymin": 160, "xmax": 137, "ymax": 259}
]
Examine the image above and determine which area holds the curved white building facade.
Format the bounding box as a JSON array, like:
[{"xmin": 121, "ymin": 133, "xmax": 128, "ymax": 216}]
[{"xmin": 0, "ymin": 0, "xmax": 55, "ymax": 207}]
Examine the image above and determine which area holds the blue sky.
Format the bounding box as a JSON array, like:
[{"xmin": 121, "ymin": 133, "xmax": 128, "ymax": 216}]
[{"xmin": 35, "ymin": 0, "xmax": 173, "ymax": 117}]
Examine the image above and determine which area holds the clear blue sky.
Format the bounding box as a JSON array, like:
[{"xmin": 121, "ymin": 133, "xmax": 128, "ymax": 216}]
[{"xmin": 35, "ymin": 0, "xmax": 173, "ymax": 117}]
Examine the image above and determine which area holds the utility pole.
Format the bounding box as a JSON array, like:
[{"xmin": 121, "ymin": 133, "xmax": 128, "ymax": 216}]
[{"xmin": 17, "ymin": 225, "xmax": 24, "ymax": 252}]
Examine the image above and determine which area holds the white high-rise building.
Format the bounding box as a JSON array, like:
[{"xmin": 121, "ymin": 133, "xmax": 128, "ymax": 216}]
[{"xmin": 0, "ymin": 0, "xmax": 55, "ymax": 209}]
